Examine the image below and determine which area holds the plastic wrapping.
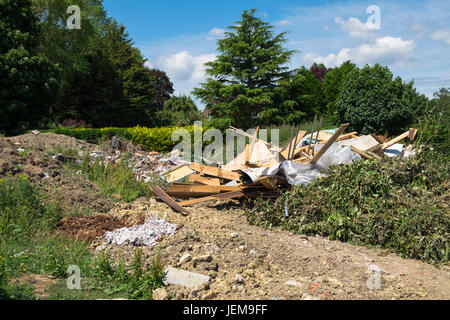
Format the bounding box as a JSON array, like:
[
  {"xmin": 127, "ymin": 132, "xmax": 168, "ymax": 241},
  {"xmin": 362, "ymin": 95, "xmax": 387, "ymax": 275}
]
[{"xmin": 280, "ymin": 142, "xmax": 361, "ymax": 186}]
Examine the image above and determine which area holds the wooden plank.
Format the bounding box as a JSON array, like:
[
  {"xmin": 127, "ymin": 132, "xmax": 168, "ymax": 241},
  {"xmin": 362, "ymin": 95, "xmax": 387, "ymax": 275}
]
[
  {"xmin": 163, "ymin": 164, "xmax": 195, "ymax": 182},
  {"xmin": 228, "ymin": 126, "xmax": 281, "ymax": 151},
  {"xmin": 165, "ymin": 184, "xmax": 243, "ymax": 198},
  {"xmin": 178, "ymin": 190, "xmax": 246, "ymax": 206},
  {"xmin": 280, "ymin": 130, "xmax": 307, "ymax": 159},
  {"xmin": 188, "ymin": 174, "xmax": 220, "ymax": 186},
  {"xmin": 409, "ymin": 128, "xmax": 418, "ymax": 141},
  {"xmin": 149, "ymin": 185, "xmax": 190, "ymax": 216},
  {"xmin": 339, "ymin": 135, "xmax": 380, "ymax": 152},
  {"xmin": 350, "ymin": 146, "xmax": 373, "ymax": 160},
  {"xmin": 381, "ymin": 128, "xmax": 417, "ymax": 150},
  {"xmin": 335, "ymin": 132, "xmax": 358, "ymax": 142},
  {"xmin": 309, "ymin": 123, "xmax": 350, "ymax": 164},
  {"xmin": 189, "ymin": 163, "xmax": 241, "ymax": 181},
  {"xmin": 245, "ymin": 127, "xmax": 259, "ymax": 165},
  {"xmin": 258, "ymin": 176, "xmax": 276, "ymax": 190}
]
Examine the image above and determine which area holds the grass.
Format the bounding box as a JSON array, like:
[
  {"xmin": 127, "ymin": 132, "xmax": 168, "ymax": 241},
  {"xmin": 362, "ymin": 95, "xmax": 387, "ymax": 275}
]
[
  {"xmin": 78, "ymin": 156, "xmax": 152, "ymax": 202},
  {"xmin": 0, "ymin": 176, "xmax": 164, "ymax": 300},
  {"xmin": 246, "ymin": 148, "xmax": 450, "ymax": 264}
]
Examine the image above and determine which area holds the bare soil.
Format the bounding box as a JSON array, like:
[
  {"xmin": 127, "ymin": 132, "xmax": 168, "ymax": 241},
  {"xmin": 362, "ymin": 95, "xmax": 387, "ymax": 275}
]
[
  {"xmin": 57, "ymin": 215, "xmax": 127, "ymax": 242},
  {"xmin": 102, "ymin": 198, "xmax": 450, "ymax": 300}
]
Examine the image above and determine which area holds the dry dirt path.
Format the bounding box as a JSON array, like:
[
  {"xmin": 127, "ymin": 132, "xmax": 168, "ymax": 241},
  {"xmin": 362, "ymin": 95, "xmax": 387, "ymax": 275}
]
[{"xmin": 104, "ymin": 198, "xmax": 450, "ymax": 300}]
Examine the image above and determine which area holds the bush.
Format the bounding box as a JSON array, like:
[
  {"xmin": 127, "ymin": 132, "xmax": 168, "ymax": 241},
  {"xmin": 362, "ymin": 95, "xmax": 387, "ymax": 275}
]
[
  {"xmin": 50, "ymin": 125, "xmax": 200, "ymax": 152},
  {"xmin": 415, "ymin": 88, "xmax": 450, "ymax": 152},
  {"xmin": 247, "ymin": 149, "xmax": 450, "ymax": 263},
  {"xmin": 336, "ymin": 64, "xmax": 416, "ymax": 136}
]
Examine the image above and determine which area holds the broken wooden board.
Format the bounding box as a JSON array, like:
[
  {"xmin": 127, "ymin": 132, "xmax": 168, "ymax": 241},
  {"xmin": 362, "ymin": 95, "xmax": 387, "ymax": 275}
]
[
  {"xmin": 228, "ymin": 126, "xmax": 281, "ymax": 152},
  {"xmin": 257, "ymin": 176, "xmax": 288, "ymax": 190},
  {"xmin": 335, "ymin": 132, "xmax": 359, "ymax": 142},
  {"xmin": 381, "ymin": 128, "xmax": 418, "ymax": 150},
  {"xmin": 163, "ymin": 164, "xmax": 195, "ymax": 182},
  {"xmin": 178, "ymin": 190, "xmax": 246, "ymax": 206},
  {"xmin": 350, "ymin": 146, "xmax": 373, "ymax": 160},
  {"xmin": 165, "ymin": 184, "xmax": 244, "ymax": 198},
  {"xmin": 280, "ymin": 130, "xmax": 307, "ymax": 159},
  {"xmin": 339, "ymin": 135, "xmax": 381, "ymax": 152},
  {"xmin": 222, "ymin": 140, "xmax": 276, "ymax": 171},
  {"xmin": 188, "ymin": 174, "xmax": 220, "ymax": 186},
  {"xmin": 149, "ymin": 185, "xmax": 190, "ymax": 216},
  {"xmin": 245, "ymin": 127, "xmax": 259, "ymax": 165},
  {"xmin": 189, "ymin": 163, "xmax": 241, "ymax": 181},
  {"xmin": 309, "ymin": 123, "xmax": 350, "ymax": 164}
]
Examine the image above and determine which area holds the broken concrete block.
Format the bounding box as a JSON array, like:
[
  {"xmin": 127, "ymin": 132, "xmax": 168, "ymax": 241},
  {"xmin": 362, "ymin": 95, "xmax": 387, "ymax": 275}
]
[{"xmin": 163, "ymin": 266, "xmax": 210, "ymax": 289}]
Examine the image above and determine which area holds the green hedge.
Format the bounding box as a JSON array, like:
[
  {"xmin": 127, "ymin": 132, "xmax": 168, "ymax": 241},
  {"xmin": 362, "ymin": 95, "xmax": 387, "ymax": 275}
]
[{"xmin": 51, "ymin": 125, "xmax": 201, "ymax": 152}]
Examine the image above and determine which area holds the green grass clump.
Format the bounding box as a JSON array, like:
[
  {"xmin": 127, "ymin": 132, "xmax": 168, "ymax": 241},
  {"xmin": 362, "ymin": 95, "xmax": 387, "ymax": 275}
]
[
  {"xmin": 79, "ymin": 157, "xmax": 151, "ymax": 202},
  {"xmin": 0, "ymin": 177, "xmax": 164, "ymax": 300},
  {"xmin": 247, "ymin": 148, "xmax": 449, "ymax": 263}
]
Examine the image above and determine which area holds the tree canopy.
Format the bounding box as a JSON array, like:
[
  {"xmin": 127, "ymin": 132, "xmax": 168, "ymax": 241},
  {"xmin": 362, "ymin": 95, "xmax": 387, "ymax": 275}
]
[
  {"xmin": 336, "ymin": 64, "xmax": 416, "ymax": 135},
  {"xmin": 0, "ymin": 0, "xmax": 60, "ymax": 135},
  {"xmin": 193, "ymin": 9, "xmax": 296, "ymax": 129}
]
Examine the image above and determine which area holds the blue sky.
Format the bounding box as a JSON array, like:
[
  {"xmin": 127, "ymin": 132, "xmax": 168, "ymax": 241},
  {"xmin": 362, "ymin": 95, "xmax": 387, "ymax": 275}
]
[{"xmin": 103, "ymin": 0, "xmax": 450, "ymax": 101}]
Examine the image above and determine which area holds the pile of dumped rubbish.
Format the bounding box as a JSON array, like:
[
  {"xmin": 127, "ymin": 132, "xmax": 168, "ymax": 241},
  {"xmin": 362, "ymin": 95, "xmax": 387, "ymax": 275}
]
[{"xmin": 151, "ymin": 119, "xmax": 418, "ymax": 216}]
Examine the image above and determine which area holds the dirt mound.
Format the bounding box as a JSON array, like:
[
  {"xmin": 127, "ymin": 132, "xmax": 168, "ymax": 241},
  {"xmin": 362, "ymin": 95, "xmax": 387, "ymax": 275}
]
[
  {"xmin": 0, "ymin": 139, "xmax": 61, "ymax": 183},
  {"xmin": 0, "ymin": 135, "xmax": 115, "ymax": 215},
  {"xmin": 7, "ymin": 132, "xmax": 94, "ymax": 153},
  {"xmin": 57, "ymin": 215, "xmax": 127, "ymax": 242}
]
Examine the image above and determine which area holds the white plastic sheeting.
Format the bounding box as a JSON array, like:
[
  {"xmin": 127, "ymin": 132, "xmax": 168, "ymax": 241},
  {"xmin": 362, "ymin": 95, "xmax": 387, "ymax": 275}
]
[{"xmin": 241, "ymin": 142, "xmax": 361, "ymax": 187}]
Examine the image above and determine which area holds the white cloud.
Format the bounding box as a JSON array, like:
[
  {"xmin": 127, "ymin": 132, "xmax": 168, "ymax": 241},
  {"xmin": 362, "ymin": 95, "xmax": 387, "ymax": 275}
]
[
  {"xmin": 157, "ymin": 51, "xmax": 216, "ymax": 82},
  {"xmin": 276, "ymin": 19, "xmax": 291, "ymax": 26},
  {"xmin": 206, "ymin": 27, "xmax": 225, "ymax": 41},
  {"xmin": 303, "ymin": 36, "xmax": 416, "ymax": 68},
  {"xmin": 334, "ymin": 16, "xmax": 377, "ymax": 40},
  {"xmin": 430, "ymin": 28, "xmax": 450, "ymax": 45}
]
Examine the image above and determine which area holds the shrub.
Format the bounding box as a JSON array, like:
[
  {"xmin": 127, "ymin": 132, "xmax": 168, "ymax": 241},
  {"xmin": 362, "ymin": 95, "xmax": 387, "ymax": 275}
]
[
  {"xmin": 336, "ymin": 64, "xmax": 417, "ymax": 136},
  {"xmin": 247, "ymin": 149, "xmax": 450, "ymax": 263},
  {"xmin": 50, "ymin": 125, "xmax": 201, "ymax": 152},
  {"xmin": 415, "ymin": 88, "xmax": 450, "ymax": 152}
]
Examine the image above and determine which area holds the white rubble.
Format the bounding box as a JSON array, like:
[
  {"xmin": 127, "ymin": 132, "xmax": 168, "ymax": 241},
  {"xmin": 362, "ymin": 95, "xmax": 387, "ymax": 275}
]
[{"xmin": 103, "ymin": 216, "xmax": 178, "ymax": 246}]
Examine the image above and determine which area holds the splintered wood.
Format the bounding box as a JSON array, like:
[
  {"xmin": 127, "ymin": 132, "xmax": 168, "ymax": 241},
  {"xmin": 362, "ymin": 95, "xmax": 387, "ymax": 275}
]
[{"xmin": 151, "ymin": 124, "xmax": 418, "ymax": 214}]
